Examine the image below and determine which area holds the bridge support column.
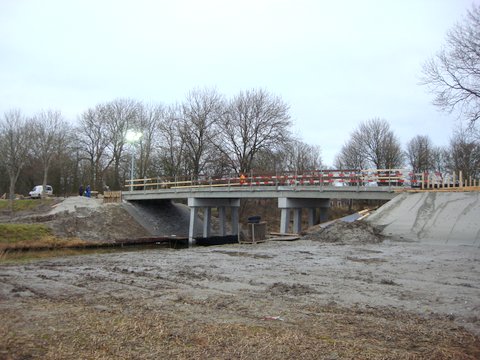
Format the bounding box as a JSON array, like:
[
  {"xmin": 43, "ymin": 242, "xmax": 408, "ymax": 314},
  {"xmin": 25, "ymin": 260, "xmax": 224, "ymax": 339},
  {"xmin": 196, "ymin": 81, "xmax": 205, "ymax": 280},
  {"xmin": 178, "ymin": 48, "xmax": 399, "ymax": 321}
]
[
  {"xmin": 189, "ymin": 207, "xmax": 199, "ymax": 247},
  {"xmin": 278, "ymin": 198, "xmax": 330, "ymax": 234},
  {"xmin": 293, "ymin": 208, "xmax": 302, "ymax": 234},
  {"xmin": 280, "ymin": 208, "xmax": 290, "ymax": 234},
  {"xmin": 188, "ymin": 198, "xmax": 240, "ymax": 246},
  {"xmin": 203, "ymin": 207, "xmax": 211, "ymax": 238},
  {"xmin": 231, "ymin": 206, "xmax": 239, "ymax": 235}
]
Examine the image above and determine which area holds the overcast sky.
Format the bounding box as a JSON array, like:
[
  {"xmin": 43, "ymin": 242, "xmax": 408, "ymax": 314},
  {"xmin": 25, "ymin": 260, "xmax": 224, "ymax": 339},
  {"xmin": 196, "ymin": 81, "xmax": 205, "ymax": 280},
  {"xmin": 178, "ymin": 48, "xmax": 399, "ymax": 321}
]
[{"xmin": 0, "ymin": 0, "xmax": 476, "ymax": 166}]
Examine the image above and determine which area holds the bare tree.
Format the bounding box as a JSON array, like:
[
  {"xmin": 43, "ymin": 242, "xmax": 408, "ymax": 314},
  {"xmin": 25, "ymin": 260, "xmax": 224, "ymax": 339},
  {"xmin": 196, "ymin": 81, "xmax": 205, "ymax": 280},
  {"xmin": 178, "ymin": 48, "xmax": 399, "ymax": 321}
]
[
  {"xmin": 431, "ymin": 145, "xmax": 450, "ymax": 173},
  {"xmin": 343, "ymin": 118, "xmax": 403, "ymax": 169},
  {"xmin": 77, "ymin": 106, "xmax": 112, "ymax": 191},
  {"xmin": 335, "ymin": 141, "xmax": 369, "ymax": 170},
  {"xmin": 156, "ymin": 105, "xmax": 185, "ymax": 178},
  {"xmin": 31, "ymin": 110, "xmax": 70, "ymax": 194},
  {"xmin": 103, "ymin": 99, "xmax": 140, "ymax": 190},
  {"xmin": 217, "ymin": 89, "xmax": 291, "ymax": 175},
  {"xmin": 405, "ymin": 135, "xmax": 434, "ymax": 173},
  {"xmin": 277, "ymin": 140, "xmax": 321, "ymax": 173},
  {"xmin": 180, "ymin": 88, "xmax": 224, "ymax": 178},
  {"xmin": 448, "ymin": 127, "xmax": 480, "ymax": 179},
  {"xmin": 0, "ymin": 110, "xmax": 32, "ymax": 206},
  {"xmin": 421, "ymin": 4, "xmax": 480, "ymax": 124},
  {"xmin": 135, "ymin": 103, "xmax": 163, "ymax": 179}
]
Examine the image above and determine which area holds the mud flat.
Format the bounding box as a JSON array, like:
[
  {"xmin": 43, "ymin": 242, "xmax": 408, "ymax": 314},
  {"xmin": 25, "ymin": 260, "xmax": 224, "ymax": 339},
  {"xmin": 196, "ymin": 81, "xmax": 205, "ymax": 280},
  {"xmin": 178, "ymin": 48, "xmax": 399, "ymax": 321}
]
[{"xmin": 1, "ymin": 235, "xmax": 479, "ymax": 358}]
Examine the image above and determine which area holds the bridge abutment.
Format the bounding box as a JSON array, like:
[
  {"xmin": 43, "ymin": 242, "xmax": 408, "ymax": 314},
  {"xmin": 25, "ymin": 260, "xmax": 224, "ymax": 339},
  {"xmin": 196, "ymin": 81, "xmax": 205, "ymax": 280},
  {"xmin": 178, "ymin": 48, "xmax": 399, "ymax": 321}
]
[{"xmin": 278, "ymin": 198, "xmax": 330, "ymax": 234}]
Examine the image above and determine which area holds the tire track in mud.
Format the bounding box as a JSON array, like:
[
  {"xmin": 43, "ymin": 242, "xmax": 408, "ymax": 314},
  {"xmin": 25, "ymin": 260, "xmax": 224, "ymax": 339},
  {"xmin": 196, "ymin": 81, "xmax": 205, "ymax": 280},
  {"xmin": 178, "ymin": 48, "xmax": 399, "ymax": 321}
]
[
  {"xmin": 45, "ymin": 263, "xmax": 191, "ymax": 300},
  {"xmin": 0, "ymin": 259, "xmax": 246, "ymax": 303}
]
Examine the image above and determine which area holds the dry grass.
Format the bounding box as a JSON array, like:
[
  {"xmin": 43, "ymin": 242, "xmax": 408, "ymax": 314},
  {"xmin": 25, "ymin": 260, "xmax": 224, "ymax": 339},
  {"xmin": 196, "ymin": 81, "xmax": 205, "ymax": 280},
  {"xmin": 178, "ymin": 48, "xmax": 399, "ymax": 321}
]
[
  {"xmin": 0, "ymin": 223, "xmax": 52, "ymax": 243},
  {"xmin": 0, "ymin": 224, "xmax": 89, "ymax": 263},
  {"xmin": 0, "ymin": 223, "xmax": 88, "ymax": 254},
  {"xmin": 0, "ymin": 237, "xmax": 90, "ymax": 264},
  {"xmin": 0, "ymin": 236, "xmax": 87, "ymax": 250},
  {"xmin": 0, "ymin": 235, "xmax": 88, "ymax": 254},
  {"xmin": 1, "ymin": 298, "xmax": 478, "ymax": 360}
]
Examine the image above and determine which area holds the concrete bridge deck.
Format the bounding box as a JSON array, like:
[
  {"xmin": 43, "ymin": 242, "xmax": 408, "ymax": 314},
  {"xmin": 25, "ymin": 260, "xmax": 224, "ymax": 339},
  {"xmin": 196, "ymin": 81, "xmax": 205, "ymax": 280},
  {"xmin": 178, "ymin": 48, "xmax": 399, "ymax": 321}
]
[{"xmin": 122, "ymin": 185, "xmax": 399, "ymax": 201}]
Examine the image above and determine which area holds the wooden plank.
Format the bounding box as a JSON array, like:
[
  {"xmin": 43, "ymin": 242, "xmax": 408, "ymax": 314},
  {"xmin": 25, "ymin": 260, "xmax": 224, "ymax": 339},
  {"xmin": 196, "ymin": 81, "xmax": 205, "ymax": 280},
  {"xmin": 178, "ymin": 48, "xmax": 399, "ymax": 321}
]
[
  {"xmin": 267, "ymin": 236, "xmax": 301, "ymax": 241},
  {"xmin": 269, "ymin": 232, "xmax": 300, "ymax": 237}
]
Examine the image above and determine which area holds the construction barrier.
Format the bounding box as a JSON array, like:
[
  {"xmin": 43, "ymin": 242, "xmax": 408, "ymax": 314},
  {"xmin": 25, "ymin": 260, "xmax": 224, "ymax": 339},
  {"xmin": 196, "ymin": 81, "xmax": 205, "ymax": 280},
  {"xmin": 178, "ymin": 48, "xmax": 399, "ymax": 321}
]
[{"xmin": 103, "ymin": 191, "xmax": 122, "ymax": 203}]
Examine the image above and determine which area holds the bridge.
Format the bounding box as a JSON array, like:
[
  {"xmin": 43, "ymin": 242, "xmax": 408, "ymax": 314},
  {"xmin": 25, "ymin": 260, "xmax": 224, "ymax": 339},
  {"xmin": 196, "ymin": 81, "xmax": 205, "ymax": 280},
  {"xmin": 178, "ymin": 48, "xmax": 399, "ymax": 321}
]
[{"xmin": 122, "ymin": 169, "xmax": 474, "ymax": 245}]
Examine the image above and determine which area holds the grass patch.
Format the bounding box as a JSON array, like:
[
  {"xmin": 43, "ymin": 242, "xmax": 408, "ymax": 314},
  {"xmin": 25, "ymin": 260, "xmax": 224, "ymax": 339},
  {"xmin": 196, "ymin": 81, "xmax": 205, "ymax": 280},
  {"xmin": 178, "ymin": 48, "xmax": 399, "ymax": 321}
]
[
  {"xmin": 0, "ymin": 223, "xmax": 52, "ymax": 243},
  {"xmin": 0, "ymin": 223, "xmax": 88, "ymax": 257},
  {"xmin": 0, "ymin": 247, "xmax": 112, "ymax": 264},
  {"xmin": 0, "ymin": 198, "xmax": 54, "ymax": 212}
]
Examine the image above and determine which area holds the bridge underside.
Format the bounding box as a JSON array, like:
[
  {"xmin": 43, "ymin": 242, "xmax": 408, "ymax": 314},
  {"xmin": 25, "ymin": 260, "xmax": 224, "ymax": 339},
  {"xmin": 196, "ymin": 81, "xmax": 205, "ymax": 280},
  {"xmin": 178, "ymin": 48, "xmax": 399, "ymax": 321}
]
[
  {"xmin": 123, "ymin": 186, "xmax": 398, "ymax": 246},
  {"xmin": 185, "ymin": 197, "xmax": 332, "ymax": 244},
  {"xmin": 184, "ymin": 198, "xmax": 338, "ymax": 244}
]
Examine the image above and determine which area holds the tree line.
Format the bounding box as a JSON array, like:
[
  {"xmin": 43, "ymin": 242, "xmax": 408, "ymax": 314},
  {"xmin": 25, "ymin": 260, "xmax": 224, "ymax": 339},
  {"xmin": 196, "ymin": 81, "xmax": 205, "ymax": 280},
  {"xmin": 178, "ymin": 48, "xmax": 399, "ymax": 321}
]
[
  {"xmin": 0, "ymin": 88, "xmax": 322, "ymax": 199},
  {"xmin": 1, "ymin": 87, "xmax": 479, "ymax": 201},
  {"xmin": 334, "ymin": 118, "xmax": 480, "ymax": 181}
]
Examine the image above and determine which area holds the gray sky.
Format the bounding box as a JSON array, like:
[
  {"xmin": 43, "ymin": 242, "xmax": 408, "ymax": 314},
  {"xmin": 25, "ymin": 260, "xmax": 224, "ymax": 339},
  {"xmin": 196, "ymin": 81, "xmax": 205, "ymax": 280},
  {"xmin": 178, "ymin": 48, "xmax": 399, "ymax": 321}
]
[{"xmin": 0, "ymin": 0, "xmax": 476, "ymax": 166}]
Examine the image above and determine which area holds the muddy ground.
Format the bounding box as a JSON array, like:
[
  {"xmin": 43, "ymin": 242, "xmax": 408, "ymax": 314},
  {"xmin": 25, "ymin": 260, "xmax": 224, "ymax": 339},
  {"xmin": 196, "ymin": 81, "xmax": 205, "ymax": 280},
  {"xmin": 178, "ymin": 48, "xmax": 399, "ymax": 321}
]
[{"xmin": 0, "ymin": 198, "xmax": 479, "ymax": 359}]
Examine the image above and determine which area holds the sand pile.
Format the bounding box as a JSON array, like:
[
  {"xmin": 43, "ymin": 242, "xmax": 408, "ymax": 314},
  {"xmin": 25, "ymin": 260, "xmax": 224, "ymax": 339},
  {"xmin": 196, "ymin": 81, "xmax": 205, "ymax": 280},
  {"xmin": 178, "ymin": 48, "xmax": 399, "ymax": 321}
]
[
  {"xmin": 41, "ymin": 196, "xmax": 149, "ymax": 242},
  {"xmin": 48, "ymin": 196, "xmax": 103, "ymax": 215},
  {"xmin": 303, "ymin": 220, "xmax": 383, "ymax": 244}
]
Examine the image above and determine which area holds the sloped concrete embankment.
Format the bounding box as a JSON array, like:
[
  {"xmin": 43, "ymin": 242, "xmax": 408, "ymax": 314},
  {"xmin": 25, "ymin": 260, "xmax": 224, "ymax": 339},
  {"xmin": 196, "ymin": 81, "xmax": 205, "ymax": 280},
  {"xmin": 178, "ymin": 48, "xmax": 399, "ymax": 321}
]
[
  {"xmin": 122, "ymin": 200, "xmax": 204, "ymax": 237},
  {"xmin": 366, "ymin": 192, "xmax": 480, "ymax": 246}
]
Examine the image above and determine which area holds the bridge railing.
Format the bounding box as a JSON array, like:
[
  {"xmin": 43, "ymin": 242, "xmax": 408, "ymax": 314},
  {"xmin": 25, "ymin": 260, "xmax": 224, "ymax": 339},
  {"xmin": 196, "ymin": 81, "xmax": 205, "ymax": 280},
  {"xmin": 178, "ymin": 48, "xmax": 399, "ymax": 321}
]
[
  {"xmin": 125, "ymin": 169, "xmax": 480, "ymax": 192},
  {"xmin": 124, "ymin": 169, "xmax": 415, "ymax": 191},
  {"xmin": 410, "ymin": 170, "xmax": 479, "ymax": 190}
]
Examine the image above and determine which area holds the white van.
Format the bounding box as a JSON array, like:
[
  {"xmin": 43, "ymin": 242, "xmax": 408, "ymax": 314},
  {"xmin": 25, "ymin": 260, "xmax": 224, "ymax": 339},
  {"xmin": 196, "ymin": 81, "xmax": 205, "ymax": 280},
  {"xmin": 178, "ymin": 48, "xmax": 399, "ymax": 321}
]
[{"xmin": 29, "ymin": 185, "xmax": 53, "ymax": 199}]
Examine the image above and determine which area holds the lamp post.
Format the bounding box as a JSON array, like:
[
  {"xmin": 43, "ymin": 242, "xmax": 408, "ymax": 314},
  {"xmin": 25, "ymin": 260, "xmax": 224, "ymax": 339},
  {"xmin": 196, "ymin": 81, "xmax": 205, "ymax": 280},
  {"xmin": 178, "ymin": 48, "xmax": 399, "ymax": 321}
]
[{"xmin": 125, "ymin": 129, "xmax": 143, "ymax": 192}]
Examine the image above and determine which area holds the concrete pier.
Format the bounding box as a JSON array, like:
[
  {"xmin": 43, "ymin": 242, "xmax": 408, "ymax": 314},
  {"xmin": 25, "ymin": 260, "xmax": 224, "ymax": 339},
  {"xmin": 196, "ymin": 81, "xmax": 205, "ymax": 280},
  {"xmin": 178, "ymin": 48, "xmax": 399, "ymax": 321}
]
[
  {"xmin": 188, "ymin": 198, "xmax": 240, "ymax": 246},
  {"xmin": 278, "ymin": 198, "xmax": 330, "ymax": 234}
]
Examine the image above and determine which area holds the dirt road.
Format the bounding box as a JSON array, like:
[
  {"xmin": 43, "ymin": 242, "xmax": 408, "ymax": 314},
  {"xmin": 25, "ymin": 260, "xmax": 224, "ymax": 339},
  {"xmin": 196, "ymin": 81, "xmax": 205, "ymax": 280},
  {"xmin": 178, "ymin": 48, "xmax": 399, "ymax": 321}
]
[{"xmin": 1, "ymin": 238, "xmax": 479, "ymax": 359}]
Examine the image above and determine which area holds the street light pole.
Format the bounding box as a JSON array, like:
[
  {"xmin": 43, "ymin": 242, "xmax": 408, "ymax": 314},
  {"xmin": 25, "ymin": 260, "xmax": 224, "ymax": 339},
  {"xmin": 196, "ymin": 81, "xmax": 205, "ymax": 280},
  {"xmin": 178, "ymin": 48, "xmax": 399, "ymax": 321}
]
[{"xmin": 130, "ymin": 146, "xmax": 135, "ymax": 190}]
